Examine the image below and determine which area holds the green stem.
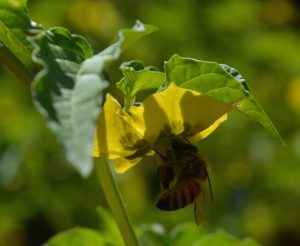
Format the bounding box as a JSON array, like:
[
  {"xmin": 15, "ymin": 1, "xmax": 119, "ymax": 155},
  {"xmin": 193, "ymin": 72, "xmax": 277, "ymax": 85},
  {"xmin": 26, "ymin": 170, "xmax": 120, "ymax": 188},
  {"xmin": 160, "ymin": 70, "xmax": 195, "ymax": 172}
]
[
  {"xmin": 0, "ymin": 44, "xmax": 34, "ymax": 87},
  {"xmin": 124, "ymin": 95, "xmax": 135, "ymax": 113},
  {"xmin": 94, "ymin": 158, "xmax": 140, "ymax": 246}
]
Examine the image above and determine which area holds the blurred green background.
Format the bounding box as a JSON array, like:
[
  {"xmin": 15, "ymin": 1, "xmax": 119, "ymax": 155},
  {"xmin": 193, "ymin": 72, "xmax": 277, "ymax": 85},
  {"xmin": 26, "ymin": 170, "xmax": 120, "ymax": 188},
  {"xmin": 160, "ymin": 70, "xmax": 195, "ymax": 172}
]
[{"xmin": 1, "ymin": 0, "xmax": 300, "ymax": 245}]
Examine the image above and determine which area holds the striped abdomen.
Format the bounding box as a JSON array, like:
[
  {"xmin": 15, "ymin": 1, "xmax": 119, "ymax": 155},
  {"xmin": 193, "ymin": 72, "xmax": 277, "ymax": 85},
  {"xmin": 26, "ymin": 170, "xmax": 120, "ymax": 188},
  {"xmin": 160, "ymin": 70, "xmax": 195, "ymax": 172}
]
[{"xmin": 156, "ymin": 179, "xmax": 201, "ymax": 211}]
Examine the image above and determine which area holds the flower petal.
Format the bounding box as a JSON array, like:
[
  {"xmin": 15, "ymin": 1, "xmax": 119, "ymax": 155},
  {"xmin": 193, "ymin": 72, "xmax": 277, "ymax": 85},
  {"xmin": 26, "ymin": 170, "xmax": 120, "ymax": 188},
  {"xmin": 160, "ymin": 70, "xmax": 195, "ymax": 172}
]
[
  {"xmin": 129, "ymin": 83, "xmax": 231, "ymax": 143},
  {"xmin": 188, "ymin": 114, "xmax": 228, "ymax": 142},
  {"xmin": 113, "ymin": 156, "xmax": 143, "ymax": 173},
  {"xmin": 93, "ymin": 94, "xmax": 148, "ymax": 159},
  {"xmin": 179, "ymin": 88, "xmax": 231, "ymax": 138}
]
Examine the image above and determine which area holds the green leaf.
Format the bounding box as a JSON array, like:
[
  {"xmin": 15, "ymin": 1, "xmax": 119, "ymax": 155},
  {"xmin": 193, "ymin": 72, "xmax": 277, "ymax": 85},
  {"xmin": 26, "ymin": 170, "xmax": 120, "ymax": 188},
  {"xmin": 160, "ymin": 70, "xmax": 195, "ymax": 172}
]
[
  {"xmin": 165, "ymin": 54, "xmax": 283, "ymax": 144},
  {"xmin": 120, "ymin": 60, "xmax": 147, "ymax": 71},
  {"xmin": 46, "ymin": 208, "xmax": 125, "ymax": 246},
  {"xmin": 169, "ymin": 223, "xmax": 207, "ymax": 246},
  {"xmin": 117, "ymin": 63, "xmax": 165, "ymax": 110},
  {"xmin": 169, "ymin": 223, "xmax": 260, "ymax": 246},
  {"xmin": 0, "ymin": 0, "xmax": 36, "ymax": 69},
  {"xmin": 138, "ymin": 223, "xmax": 169, "ymax": 246},
  {"xmin": 100, "ymin": 20, "xmax": 157, "ymax": 68},
  {"xmin": 97, "ymin": 206, "xmax": 124, "ymax": 246},
  {"xmin": 120, "ymin": 59, "xmax": 161, "ymax": 72},
  {"xmin": 31, "ymin": 21, "xmax": 157, "ymax": 176},
  {"xmin": 109, "ymin": 20, "xmax": 157, "ymax": 55},
  {"xmin": 120, "ymin": 67, "xmax": 165, "ymax": 95},
  {"xmin": 31, "ymin": 27, "xmax": 97, "ymax": 176},
  {"xmin": 195, "ymin": 229, "xmax": 260, "ymax": 246},
  {"xmin": 46, "ymin": 227, "xmax": 105, "ymax": 246}
]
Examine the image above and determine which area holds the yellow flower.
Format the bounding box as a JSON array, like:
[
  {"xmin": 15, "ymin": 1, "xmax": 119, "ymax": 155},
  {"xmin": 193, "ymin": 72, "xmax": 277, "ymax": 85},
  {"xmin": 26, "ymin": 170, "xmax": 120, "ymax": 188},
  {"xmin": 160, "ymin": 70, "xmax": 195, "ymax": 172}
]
[{"xmin": 93, "ymin": 83, "xmax": 232, "ymax": 172}]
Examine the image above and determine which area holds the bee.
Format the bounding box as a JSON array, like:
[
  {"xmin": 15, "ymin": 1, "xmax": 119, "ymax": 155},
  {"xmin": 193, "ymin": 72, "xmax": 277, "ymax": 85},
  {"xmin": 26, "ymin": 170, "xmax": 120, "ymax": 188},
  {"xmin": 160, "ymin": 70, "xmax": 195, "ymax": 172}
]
[{"xmin": 153, "ymin": 137, "xmax": 212, "ymax": 225}]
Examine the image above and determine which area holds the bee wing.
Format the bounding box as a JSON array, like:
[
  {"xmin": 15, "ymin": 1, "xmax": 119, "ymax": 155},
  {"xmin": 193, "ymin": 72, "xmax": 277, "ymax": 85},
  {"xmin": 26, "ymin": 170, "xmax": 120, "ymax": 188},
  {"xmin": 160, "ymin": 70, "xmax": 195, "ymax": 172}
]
[
  {"xmin": 206, "ymin": 171, "xmax": 213, "ymax": 201},
  {"xmin": 194, "ymin": 174, "xmax": 213, "ymax": 225}
]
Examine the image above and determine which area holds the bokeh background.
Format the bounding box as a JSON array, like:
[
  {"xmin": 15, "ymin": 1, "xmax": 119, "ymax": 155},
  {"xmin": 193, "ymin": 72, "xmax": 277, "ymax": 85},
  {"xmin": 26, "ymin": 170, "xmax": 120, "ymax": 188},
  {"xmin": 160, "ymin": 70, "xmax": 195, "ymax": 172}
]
[{"xmin": 1, "ymin": 0, "xmax": 300, "ymax": 245}]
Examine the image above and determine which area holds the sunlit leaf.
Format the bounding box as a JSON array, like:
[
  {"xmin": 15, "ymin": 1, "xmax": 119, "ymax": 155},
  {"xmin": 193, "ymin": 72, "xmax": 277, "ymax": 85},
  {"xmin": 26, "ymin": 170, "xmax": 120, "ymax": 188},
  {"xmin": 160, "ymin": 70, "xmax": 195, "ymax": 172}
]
[
  {"xmin": 46, "ymin": 227, "xmax": 105, "ymax": 246},
  {"xmin": 0, "ymin": 0, "xmax": 37, "ymax": 68},
  {"xmin": 165, "ymin": 54, "xmax": 283, "ymax": 144},
  {"xmin": 31, "ymin": 21, "xmax": 157, "ymax": 176},
  {"xmin": 117, "ymin": 62, "xmax": 165, "ymax": 108}
]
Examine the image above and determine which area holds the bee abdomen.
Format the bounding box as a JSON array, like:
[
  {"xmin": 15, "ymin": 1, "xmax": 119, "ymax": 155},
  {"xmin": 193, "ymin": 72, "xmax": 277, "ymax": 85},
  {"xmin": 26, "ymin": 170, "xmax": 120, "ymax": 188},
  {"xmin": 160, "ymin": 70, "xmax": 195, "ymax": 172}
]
[{"xmin": 156, "ymin": 180, "xmax": 201, "ymax": 211}]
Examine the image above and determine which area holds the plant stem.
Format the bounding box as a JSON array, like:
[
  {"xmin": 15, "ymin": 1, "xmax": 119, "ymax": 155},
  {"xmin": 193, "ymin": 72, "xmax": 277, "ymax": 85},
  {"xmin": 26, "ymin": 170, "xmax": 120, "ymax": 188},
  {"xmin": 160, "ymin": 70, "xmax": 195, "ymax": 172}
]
[
  {"xmin": 94, "ymin": 158, "xmax": 140, "ymax": 246},
  {"xmin": 0, "ymin": 44, "xmax": 34, "ymax": 87}
]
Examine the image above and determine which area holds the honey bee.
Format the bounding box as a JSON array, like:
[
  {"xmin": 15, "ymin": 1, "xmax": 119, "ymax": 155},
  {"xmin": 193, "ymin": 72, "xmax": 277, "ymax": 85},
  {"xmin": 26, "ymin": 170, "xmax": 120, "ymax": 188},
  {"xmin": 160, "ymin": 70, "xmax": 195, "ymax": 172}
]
[{"xmin": 153, "ymin": 137, "xmax": 212, "ymax": 225}]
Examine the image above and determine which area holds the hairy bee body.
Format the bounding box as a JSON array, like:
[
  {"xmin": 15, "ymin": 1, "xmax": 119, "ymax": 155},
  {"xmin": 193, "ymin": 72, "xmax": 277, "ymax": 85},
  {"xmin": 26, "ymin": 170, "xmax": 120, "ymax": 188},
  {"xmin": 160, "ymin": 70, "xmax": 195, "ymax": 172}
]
[{"xmin": 154, "ymin": 137, "xmax": 211, "ymax": 224}]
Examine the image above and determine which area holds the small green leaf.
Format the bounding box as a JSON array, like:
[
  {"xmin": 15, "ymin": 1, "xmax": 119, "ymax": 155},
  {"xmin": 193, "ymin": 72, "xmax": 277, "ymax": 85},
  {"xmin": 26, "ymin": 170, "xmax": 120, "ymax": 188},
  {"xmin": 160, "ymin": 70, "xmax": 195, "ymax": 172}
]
[
  {"xmin": 120, "ymin": 68, "xmax": 165, "ymax": 95},
  {"xmin": 120, "ymin": 60, "xmax": 147, "ymax": 71},
  {"xmin": 120, "ymin": 60, "xmax": 160, "ymax": 72},
  {"xmin": 31, "ymin": 21, "xmax": 157, "ymax": 176},
  {"xmin": 165, "ymin": 54, "xmax": 283, "ymax": 144},
  {"xmin": 117, "ymin": 64, "xmax": 165, "ymax": 110},
  {"xmin": 0, "ymin": 0, "xmax": 37, "ymax": 69},
  {"xmin": 46, "ymin": 227, "xmax": 105, "ymax": 246}
]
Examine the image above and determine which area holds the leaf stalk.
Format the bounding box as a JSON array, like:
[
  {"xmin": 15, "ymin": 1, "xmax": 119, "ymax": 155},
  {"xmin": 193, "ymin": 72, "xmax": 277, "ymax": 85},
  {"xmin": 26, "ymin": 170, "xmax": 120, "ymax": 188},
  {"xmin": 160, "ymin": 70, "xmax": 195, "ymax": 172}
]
[
  {"xmin": 0, "ymin": 44, "xmax": 33, "ymax": 87},
  {"xmin": 95, "ymin": 158, "xmax": 140, "ymax": 246}
]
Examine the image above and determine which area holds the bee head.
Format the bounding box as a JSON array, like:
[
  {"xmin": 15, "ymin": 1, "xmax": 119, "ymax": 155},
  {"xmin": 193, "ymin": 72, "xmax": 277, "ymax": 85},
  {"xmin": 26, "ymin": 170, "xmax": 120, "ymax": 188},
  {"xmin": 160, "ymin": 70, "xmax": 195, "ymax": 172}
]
[{"xmin": 171, "ymin": 137, "xmax": 198, "ymax": 153}]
